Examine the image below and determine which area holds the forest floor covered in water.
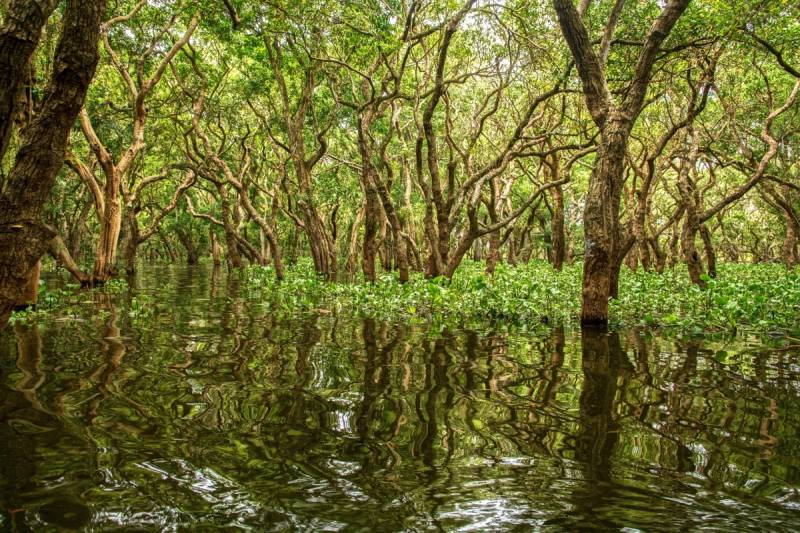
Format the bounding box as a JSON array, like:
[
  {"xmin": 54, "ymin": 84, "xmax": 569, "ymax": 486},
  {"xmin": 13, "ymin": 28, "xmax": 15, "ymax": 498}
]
[
  {"xmin": 2, "ymin": 263, "xmax": 800, "ymax": 530},
  {"xmin": 12, "ymin": 260, "xmax": 800, "ymax": 343}
]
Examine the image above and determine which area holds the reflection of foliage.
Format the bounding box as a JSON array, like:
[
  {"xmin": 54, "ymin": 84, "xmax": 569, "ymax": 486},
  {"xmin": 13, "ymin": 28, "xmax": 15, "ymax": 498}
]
[{"xmin": 1, "ymin": 285, "xmax": 799, "ymax": 529}]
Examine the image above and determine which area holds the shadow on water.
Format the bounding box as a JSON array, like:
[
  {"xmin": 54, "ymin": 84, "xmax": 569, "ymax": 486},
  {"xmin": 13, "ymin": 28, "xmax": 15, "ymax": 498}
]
[{"xmin": 1, "ymin": 264, "xmax": 799, "ymax": 530}]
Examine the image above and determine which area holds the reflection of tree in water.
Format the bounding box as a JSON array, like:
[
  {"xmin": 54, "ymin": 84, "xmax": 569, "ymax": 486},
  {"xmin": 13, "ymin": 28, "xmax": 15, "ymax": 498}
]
[
  {"xmin": 356, "ymin": 318, "xmax": 403, "ymax": 468},
  {"xmin": 0, "ymin": 323, "xmax": 90, "ymax": 531},
  {"xmin": 3, "ymin": 278, "xmax": 800, "ymax": 531},
  {"xmin": 546, "ymin": 327, "xmax": 632, "ymax": 529}
]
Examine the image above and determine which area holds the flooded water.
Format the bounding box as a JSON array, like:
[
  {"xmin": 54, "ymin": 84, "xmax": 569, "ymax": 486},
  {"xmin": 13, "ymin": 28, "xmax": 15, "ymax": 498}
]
[{"xmin": 1, "ymin": 265, "xmax": 799, "ymax": 531}]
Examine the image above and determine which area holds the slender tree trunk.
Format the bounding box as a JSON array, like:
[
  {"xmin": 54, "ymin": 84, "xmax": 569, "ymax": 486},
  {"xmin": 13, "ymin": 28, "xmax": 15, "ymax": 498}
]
[
  {"xmin": 667, "ymin": 225, "xmax": 681, "ymax": 268},
  {"xmin": 551, "ymin": 185, "xmax": 566, "ymax": 270},
  {"xmin": 782, "ymin": 211, "xmax": 799, "ymax": 267},
  {"xmin": 218, "ymin": 187, "xmax": 243, "ymax": 269},
  {"xmin": 345, "ymin": 205, "xmax": 364, "ymax": 278},
  {"xmin": 158, "ymin": 230, "xmax": 178, "ymax": 262},
  {"xmin": 46, "ymin": 231, "xmax": 89, "ymax": 285},
  {"xmin": 210, "ymin": 229, "xmax": 222, "ymax": 267},
  {"xmin": 699, "ymin": 224, "xmax": 717, "ymax": 278},
  {"xmin": 677, "ymin": 129, "xmax": 707, "ymax": 287},
  {"xmin": 651, "ymin": 236, "xmax": 667, "ymax": 274},
  {"xmin": 373, "ymin": 177, "xmax": 410, "ymax": 282},
  {"xmin": 122, "ymin": 211, "xmax": 140, "ymax": 275},
  {"xmin": 68, "ymin": 195, "xmax": 92, "ymax": 263},
  {"xmin": 378, "ymin": 220, "xmax": 392, "ymax": 273}
]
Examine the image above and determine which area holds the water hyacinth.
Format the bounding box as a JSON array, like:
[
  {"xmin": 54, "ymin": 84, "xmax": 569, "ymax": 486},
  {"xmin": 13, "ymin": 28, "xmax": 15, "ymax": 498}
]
[{"xmin": 240, "ymin": 260, "xmax": 800, "ymax": 337}]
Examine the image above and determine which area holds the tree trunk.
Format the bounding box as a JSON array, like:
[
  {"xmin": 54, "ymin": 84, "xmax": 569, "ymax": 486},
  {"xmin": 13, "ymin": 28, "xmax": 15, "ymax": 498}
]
[
  {"xmin": 681, "ymin": 220, "xmax": 705, "ymax": 287},
  {"xmin": 581, "ymin": 117, "xmax": 628, "ymax": 324},
  {"xmin": 218, "ymin": 186, "xmax": 243, "ymax": 269},
  {"xmin": 0, "ymin": 0, "xmax": 105, "ymax": 326},
  {"xmin": 68, "ymin": 195, "xmax": 92, "ymax": 264},
  {"xmin": 362, "ymin": 179, "xmax": 381, "ymax": 282},
  {"xmin": 553, "ymin": 0, "xmax": 691, "ymax": 323},
  {"xmin": 15, "ymin": 260, "xmax": 40, "ymax": 309},
  {"xmin": 676, "ymin": 128, "xmax": 707, "ymax": 287},
  {"xmin": 345, "ymin": 206, "xmax": 364, "ymax": 278},
  {"xmin": 92, "ymin": 175, "xmax": 123, "ymax": 282},
  {"xmin": 651, "ymin": 236, "xmax": 667, "ymax": 274},
  {"xmin": 550, "ymin": 184, "xmax": 566, "ymax": 270},
  {"xmin": 0, "ymin": 0, "xmax": 60, "ymax": 160},
  {"xmin": 46, "ymin": 231, "xmax": 89, "ymax": 285},
  {"xmin": 782, "ymin": 210, "xmax": 799, "ymax": 267},
  {"xmin": 699, "ymin": 224, "xmax": 717, "ymax": 279},
  {"xmin": 373, "ymin": 177, "xmax": 410, "ymax": 283},
  {"xmin": 177, "ymin": 229, "xmax": 199, "ymax": 265},
  {"xmin": 486, "ymin": 230, "xmax": 501, "ymax": 275},
  {"xmin": 122, "ymin": 211, "xmax": 140, "ymax": 275},
  {"xmin": 158, "ymin": 230, "xmax": 178, "ymax": 262},
  {"xmin": 210, "ymin": 229, "xmax": 222, "ymax": 267}
]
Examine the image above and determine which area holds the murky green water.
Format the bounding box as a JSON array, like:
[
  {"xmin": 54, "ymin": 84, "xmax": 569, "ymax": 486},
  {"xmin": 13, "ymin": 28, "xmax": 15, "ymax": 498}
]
[{"xmin": 1, "ymin": 265, "xmax": 799, "ymax": 531}]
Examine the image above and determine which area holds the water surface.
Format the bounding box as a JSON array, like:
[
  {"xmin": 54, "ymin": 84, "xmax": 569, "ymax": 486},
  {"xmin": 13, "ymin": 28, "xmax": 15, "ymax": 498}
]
[{"xmin": 1, "ymin": 265, "xmax": 799, "ymax": 531}]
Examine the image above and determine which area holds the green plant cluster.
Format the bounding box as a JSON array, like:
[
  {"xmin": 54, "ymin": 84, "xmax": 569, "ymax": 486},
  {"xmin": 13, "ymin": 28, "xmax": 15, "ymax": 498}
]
[
  {"xmin": 7, "ymin": 278, "xmax": 131, "ymax": 325},
  {"xmin": 245, "ymin": 261, "xmax": 800, "ymax": 337},
  {"xmin": 11, "ymin": 261, "xmax": 800, "ymax": 338}
]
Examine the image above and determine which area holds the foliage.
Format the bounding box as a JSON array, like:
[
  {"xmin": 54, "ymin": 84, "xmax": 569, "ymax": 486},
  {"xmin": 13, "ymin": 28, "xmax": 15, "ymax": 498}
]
[{"xmin": 243, "ymin": 261, "xmax": 800, "ymax": 337}]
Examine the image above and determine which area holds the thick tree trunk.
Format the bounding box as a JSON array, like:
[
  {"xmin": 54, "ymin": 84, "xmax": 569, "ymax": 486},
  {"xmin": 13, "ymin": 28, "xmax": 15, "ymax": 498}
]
[
  {"xmin": 15, "ymin": 260, "xmax": 40, "ymax": 308},
  {"xmin": 553, "ymin": 0, "xmax": 691, "ymax": 323},
  {"xmin": 0, "ymin": 0, "xmax": 60, "ymax": 159},
  {"xmin": 362, "ymin": 180, "xmax": 381, "ymax": 282},
  {"xmin": 92, "ymin": 177, "xmax": 123, "ymax": 282},
  {"xmin": 0, "ymin": 0, "xmax": 105, "ymax": 326},
  {"xmin": 581, "ymin": 118, "xmax": 628, "ymax": 324}
]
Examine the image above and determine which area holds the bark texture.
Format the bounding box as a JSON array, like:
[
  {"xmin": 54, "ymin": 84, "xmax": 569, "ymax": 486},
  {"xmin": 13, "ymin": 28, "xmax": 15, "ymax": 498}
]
[
  {"xmin": 0, "ymin": 0, "xmax": 60, "ymax": 159},
  {"xmin": 0, "ymin": 0, "xmax": 105, "ymax": 326}
]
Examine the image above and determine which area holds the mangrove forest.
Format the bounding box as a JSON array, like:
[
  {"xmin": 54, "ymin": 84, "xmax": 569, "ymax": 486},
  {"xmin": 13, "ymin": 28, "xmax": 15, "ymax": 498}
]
[{"xmin": 0, "ymin": 0, "xmax": 799, "ymax": 530}]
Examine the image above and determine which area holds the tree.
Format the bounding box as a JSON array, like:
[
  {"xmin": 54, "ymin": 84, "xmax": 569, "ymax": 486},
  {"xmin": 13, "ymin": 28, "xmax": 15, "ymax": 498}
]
[
  {"xmin": 552, "ymin": 0, "xmax": 692, "ymax": 324},
  {"xmin": 0, "ymin": 0, "xmax": 106, "ymax": 326}
]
